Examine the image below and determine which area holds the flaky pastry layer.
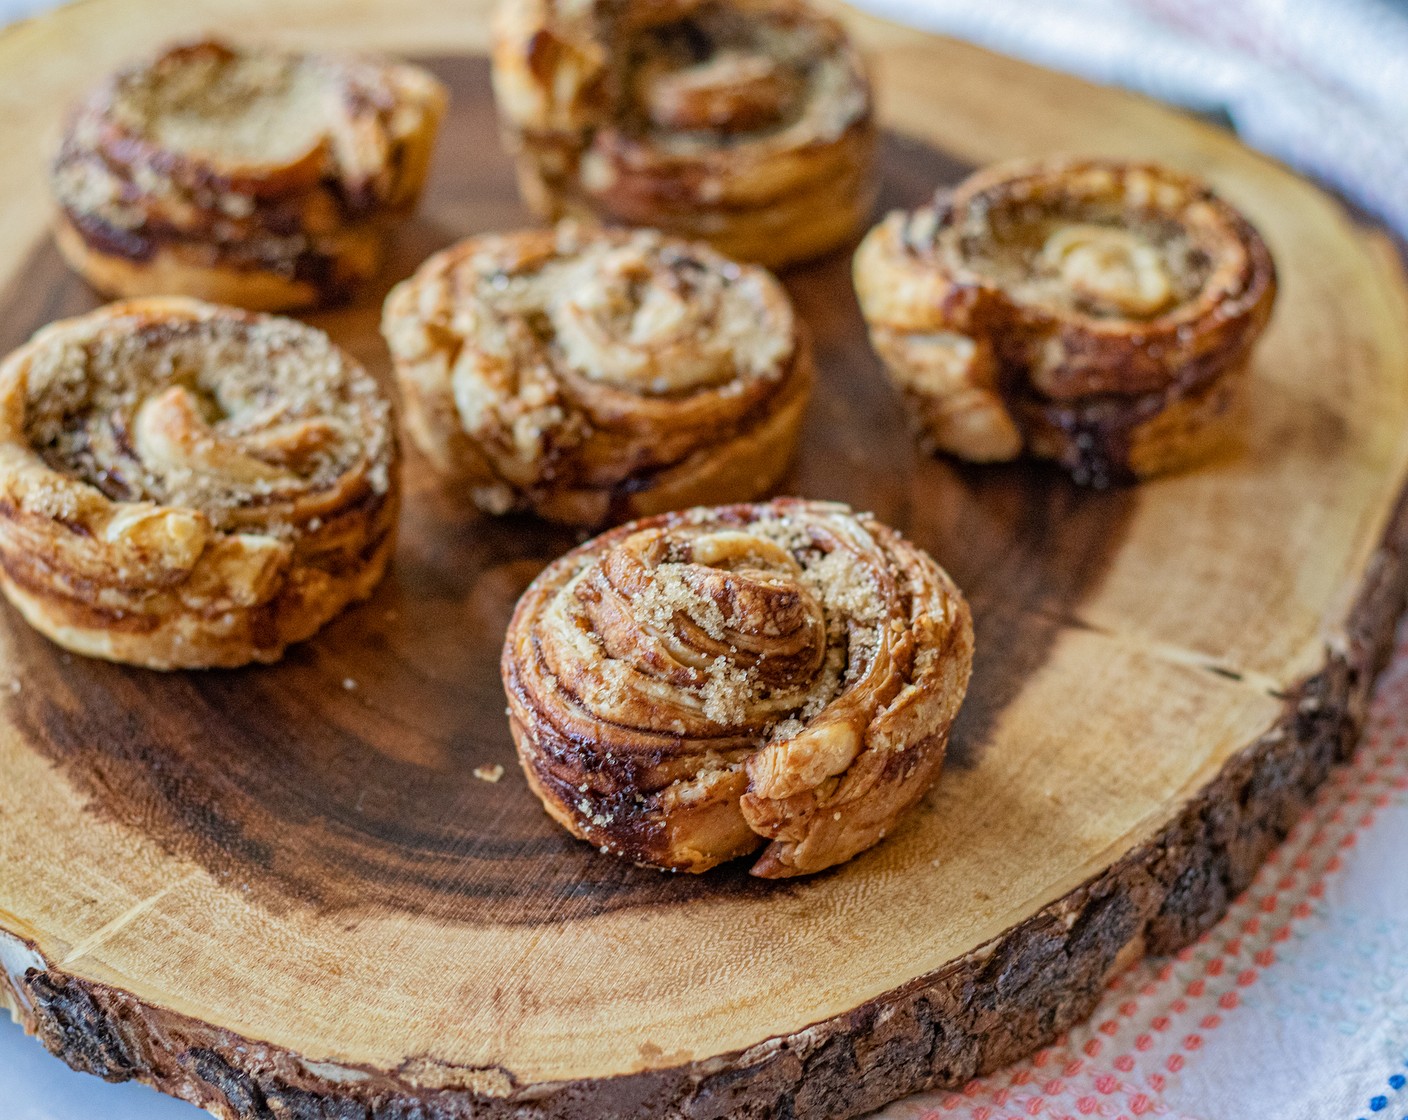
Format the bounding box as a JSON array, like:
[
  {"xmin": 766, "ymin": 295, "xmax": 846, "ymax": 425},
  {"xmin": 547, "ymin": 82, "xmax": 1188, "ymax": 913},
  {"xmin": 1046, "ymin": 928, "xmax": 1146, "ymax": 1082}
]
[
  {"xmin": 502, "ymin": 498, "xmax": 973, "ymax": 877},
  {"xmin": 53, "ymin": 40, "xmax": 446, "ymax": 311},
  {"xmin": 492, "ymin": 0, "xmax": 876, "ymax": 268},
  {"xmin": 382, "ymin": 222, "xmax": 814, "ymax": 527},
  {"xmin": 854, "ymin": 158, "xmax": 1278, "ymax": 485},
  {"xmin": 0, "ymin": 298, "xmax": 399, "ymax": 668}
]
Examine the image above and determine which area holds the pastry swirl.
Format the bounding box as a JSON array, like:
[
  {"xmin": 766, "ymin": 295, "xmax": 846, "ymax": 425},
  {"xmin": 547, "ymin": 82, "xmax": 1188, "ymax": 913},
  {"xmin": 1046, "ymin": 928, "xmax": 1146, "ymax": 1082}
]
[
  {"xmin": 382, "ymin": 222, "xmax": 813, "ymax": 527},
  {"xmin": 491, "ymin": 0, "xmax": 876, "ymax": 268},
  {"xmin": 53, "ymin": 39, "xmax": 446, "ymax": 311},
  {"xmin": 502, "ymin": 498, "xmax": 973, "ymax": 877},
  {"xmin": 854, "ymin": 159, "xmax": 1278, "ymax": 485},
  {"xmin": 0, "ymin": 298, "xmax": 398, "ymax": 668}
]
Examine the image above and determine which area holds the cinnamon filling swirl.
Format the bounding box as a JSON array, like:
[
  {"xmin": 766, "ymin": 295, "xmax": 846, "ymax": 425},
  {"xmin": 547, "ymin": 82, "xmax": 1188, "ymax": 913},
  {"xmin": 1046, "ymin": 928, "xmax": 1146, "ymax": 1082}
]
[
  {"xmin": 382, "ymin": 222, "xmax": 813, "ymax": 527},
  {"xmin": 502, "ymin": 499, "xmax": 973, "ymax": 877},
  {"xmin": 52, "ymin": 39, "xmax": 446, "ymax": 311},
  {"xmin": 0, "ymin": 298, "xmax": 398, "ymax": 668},
  {"xmin": 491, "ymin": 0, "xmax": 876, "ymax": 268},
  {"xmin": 854, "ymin": 159, "xmax": 1278, "ymax": 485}
]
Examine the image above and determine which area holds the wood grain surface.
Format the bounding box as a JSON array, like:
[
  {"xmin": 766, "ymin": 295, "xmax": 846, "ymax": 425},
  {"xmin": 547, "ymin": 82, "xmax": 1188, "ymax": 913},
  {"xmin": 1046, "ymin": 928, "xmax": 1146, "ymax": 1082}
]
[{"xmin": 1, "ymin": 3, "xmax": 1407, "ymax": 1118}]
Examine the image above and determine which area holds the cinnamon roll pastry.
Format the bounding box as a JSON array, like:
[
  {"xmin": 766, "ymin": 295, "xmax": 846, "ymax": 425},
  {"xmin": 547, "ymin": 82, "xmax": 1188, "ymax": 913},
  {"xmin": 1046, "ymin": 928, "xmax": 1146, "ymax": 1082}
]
[
  {"xmin": 502, "ymin": 498, "xmax": 973, "ymax": 877},
  {"xmin": 854, "ymin": 159, "xmax": 1278, "ymax": 485},
  {"xmin": 491, "ymin": 0, "xmax": 876, "ymax": 268},
  {"xmin": 381, "ymin": 222, "xmax": 813, "ymax": 527},
  {"xmin": 52, "ymin": 40, "xmax": 446, "ymax": 312},
  {"xmin": 0, "ymin": 298, "xmax": 398, "ymax": 669}
]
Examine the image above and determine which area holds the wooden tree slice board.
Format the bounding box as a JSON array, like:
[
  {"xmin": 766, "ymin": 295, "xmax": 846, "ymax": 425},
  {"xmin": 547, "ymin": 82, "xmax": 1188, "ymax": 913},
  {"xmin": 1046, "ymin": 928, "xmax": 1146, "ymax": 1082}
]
[{"xmin": 2, "ymin": 2, "xmax": 1408, "ymax": 1118}]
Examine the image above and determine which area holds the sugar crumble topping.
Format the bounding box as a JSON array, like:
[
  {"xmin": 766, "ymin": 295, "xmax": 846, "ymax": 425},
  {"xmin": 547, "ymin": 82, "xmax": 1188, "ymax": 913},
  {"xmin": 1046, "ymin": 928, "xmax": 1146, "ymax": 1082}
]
[
  {"xmin": 21, "ymin": 308, "xmax": 392, "ymax": 533},
  {"xmin": 541, "ymin": 506, "xmax": 893, "ymax": 735}
]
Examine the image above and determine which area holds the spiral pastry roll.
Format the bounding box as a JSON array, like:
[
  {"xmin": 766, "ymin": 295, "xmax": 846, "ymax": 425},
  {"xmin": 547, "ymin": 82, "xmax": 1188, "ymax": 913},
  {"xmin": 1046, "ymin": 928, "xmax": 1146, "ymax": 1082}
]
[
  {"xmin": 502, "ymin": 499, "xmax": 973, "ymax": 877},
  {"xmin": 854, "ymin": 159, "xmax": 1278, "ymax": 485},
  {"xmin": 52, "ymin": 39, "xmax": 446, "ymax": 312},
  {"xmin": 0, "ymin": 298, "xmax": 398, "ymax": 669},
  {"xmin": 382, "ymin": 223, "xmax": 813, "ymax": 527},
  {"xmin": 491, "ymin": 0, "xmax": 876, "ymax": 268}
]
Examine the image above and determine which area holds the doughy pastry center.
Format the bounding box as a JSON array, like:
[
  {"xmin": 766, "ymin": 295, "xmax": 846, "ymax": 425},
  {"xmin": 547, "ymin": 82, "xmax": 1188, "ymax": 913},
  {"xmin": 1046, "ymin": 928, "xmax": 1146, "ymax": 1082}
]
[
  {"xmin": 111, "ymin": 47, "xmax": 332, "ymax": 167},
  {"xmin": 618, "ymin": 2, "xmax": 862, "ymax": 148},
  {"xmin": 1039, "ymin": 223, "xmax": 1175, "ymax": 317},
  {"xmin": 637, "ymin": 49, "xmax": 800, "ymax": 132},
  {"xmin": 133, "ymin": 386, "xmax": 348, "ymax": 490},
  {"xmin": 487, "ymin": 235, "xmax": 791, "ymax": 395}
]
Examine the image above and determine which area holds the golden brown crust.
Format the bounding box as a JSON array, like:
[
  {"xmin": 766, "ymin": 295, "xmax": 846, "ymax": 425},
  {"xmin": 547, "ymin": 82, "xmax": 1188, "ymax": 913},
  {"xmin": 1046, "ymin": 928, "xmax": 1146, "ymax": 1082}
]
[
  {"xmin": 854, "ymin": 158, "xmax": 1278, "ymax": 485},
  {"xmin": 0, "ymin": 297, "xmax": 399, "ymax": 669},
  {"xmin": 501, "ymin": 498, "xmax": 973, "ymax": 877},
  {"xmin": 381, "ymin": 221, "xmax": 814, "ymax": 527},
  {"xmin": 52, "ymin": 40, "xmax": 446, "ymax": 312},
  {"xmin": 491, "ymin": 0, "xmax": 876, "ymax": 269}
]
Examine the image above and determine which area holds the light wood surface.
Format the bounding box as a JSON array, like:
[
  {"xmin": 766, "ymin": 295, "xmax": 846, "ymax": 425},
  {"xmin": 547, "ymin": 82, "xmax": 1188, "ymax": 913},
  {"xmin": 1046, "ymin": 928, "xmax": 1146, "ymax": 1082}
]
[{"xmin": 1, "ymin": 2, "xmax": 1407, "ymax": 1118}]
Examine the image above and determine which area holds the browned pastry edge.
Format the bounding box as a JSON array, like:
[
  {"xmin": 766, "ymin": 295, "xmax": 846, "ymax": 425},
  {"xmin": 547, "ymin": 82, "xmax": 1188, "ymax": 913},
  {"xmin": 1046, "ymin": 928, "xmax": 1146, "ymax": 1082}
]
[
  {"xmin": 514, "ymin": 362, "xmax": 812, "ymax": 528},
  {"xmin": 1, "ymin": 478, "xmax": 1402, "ymax": 1117},
  {"xmin": 1014, "ymin": 356, "xmax": 1249, "ymax": 484},
  {"xmin": 52, "ymin": 40, "xmax": 446, "ymax": 311},
  {"xmin": 855, "ymin": 159, "xmax": 1278, "ymax": 486},
  {"xmin": 526, "ymin": 112, "xmax": 879, "ymax": 269},
  {"xmin": 0, "ymin": 515, "xmax": 398, "ymax": 669},
  {"xmin": 514, "ymin": 712, "xmax": 953, "ymax": 877},
  {"xmin": 53, "ymin": 214, "xmax": 381, "ymax": 313}
]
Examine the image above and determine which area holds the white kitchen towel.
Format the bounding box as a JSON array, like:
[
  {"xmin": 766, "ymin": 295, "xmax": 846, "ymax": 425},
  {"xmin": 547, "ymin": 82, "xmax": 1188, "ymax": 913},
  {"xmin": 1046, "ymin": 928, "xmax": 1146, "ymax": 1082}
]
[
  {"xmin": 861, "ymin": 0, "xmax": 1408, "ymax": 236},
  {"xmin": 0, "ymin": 0, "xmax": 47, "ymax": 24}
]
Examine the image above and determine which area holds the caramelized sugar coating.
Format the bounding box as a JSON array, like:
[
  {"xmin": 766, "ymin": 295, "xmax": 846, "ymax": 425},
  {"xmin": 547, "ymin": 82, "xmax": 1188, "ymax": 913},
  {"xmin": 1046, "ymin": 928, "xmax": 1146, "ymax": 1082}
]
[
  {"xmin": 53, "ymin": 40, "xmax": 446, "ymax": 312},
  {"xmin": 502, "ymin": 499, "xmax": 973, "ymax": 877},
  {"xmin": 382, "ymin": 222, "xmax": 813, "ymax": 527},
  {"xmin": 0, "ymin": 298, "xmax": 398, "ymax": 668},
  {"xmin": 491, "ymin": 0, "xmax": 876, "ymax": 268},
  {"xmin": 854, "ymin": 159, "xmax": 1278, "ymax": 485}
]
